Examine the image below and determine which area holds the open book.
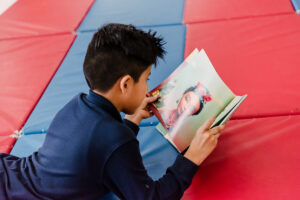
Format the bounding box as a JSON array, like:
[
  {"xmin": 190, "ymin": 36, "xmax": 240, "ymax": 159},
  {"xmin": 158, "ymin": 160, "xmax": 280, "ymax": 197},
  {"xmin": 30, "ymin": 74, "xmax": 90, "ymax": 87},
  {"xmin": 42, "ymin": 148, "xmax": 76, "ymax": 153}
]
[{"xmin": 147, "ymin": 49, "xmax": 247, "ymax": 152}]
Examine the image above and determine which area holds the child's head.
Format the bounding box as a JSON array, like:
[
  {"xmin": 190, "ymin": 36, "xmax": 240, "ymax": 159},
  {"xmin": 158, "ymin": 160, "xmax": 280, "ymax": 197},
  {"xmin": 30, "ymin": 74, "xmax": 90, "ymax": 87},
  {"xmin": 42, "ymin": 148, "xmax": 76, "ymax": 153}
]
[{"xmin": 83, "ymin": 23, "xmax": 165, "ymax": 113}]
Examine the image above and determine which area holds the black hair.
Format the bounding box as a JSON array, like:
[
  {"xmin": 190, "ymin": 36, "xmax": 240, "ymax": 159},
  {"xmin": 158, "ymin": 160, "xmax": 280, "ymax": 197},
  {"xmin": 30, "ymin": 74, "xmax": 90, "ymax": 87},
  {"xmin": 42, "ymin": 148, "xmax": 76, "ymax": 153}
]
[
  {"xmin": 182, "ymin": 86, "xmax": 204, "ymax": 115},
  {"xmin": 83, "ymin": 23, "xmax": 166, "ymax": 92}
]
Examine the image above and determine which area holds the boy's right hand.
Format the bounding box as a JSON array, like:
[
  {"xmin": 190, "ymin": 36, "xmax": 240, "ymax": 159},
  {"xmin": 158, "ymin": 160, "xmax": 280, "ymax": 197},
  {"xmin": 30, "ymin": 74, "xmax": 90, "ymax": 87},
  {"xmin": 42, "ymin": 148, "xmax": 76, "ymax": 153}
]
[{"xmin": 184, "ymin": 117, "xmax": 225, "ymax": 166}]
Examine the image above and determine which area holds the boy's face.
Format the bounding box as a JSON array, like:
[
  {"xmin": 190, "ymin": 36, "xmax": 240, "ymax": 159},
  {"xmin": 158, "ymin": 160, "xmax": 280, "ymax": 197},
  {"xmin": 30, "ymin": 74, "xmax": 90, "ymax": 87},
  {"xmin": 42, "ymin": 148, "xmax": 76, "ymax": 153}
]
[{"xmin": 125, "ymin": 65, "xmax": 152, "ymax": 114}]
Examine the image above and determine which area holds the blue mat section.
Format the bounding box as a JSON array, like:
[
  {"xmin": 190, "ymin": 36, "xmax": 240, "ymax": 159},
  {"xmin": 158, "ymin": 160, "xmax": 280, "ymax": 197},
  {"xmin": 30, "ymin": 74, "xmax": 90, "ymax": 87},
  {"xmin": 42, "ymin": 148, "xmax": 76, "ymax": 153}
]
[
  {"xmin": 77, "ymin": 0, "xmax": 185, "ymax": 32},
  {"xmin": 22, "ymin": 24, "xmax": 186, "ymax": 134},
  {"xmin": 10, "ymin": 134, "xmax": 46, "ymax": 156},
  {"xmin": 138, "ymin": 126, "xmax": 178, "ymax": 180},
  {"xmin": 11, "ymin": 126, "xmax": 178, "ymax": 199},
  {"xmin": 21, "ymin": 33, "xmax": 91, "ymax": 135},
  {"xmin": 291, "ymin": 0, "xmax": 300, "ymax": 13}
]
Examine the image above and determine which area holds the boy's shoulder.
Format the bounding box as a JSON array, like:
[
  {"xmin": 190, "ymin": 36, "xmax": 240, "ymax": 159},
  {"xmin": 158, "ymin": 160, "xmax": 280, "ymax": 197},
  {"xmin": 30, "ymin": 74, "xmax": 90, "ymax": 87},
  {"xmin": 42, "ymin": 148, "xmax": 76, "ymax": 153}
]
[
  {"xmin": 51, "ymin": 93, "xmax": 136, "ymax": 141},
  {"xmin": 92, "ymin": 117, "xmax": 137, "ymax": 145},
  {"xmin": 75, "ymin": 92, "xmax": 138, "ymax": 145}
]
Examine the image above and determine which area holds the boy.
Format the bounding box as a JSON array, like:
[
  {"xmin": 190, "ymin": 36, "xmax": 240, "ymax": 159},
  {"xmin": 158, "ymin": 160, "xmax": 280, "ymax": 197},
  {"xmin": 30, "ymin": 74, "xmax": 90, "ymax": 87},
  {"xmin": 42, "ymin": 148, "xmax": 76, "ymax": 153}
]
[{"xmin": 0, "ymin": 24, "xmax": 225, "ymax": 200}]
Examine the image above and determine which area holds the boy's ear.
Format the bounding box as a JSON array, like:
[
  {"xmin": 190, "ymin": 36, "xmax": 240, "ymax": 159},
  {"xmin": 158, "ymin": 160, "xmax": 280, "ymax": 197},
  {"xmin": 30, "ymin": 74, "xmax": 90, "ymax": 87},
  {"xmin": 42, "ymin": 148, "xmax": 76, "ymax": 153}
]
[{"xmin": 119, "ymin": 75, "xmax": 132, "ymax": 94}]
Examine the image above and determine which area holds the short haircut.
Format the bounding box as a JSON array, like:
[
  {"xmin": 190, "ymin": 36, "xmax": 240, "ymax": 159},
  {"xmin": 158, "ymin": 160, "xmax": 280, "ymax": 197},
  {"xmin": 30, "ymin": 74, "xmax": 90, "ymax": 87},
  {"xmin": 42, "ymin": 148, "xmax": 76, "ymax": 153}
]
[{"xmin": 83, "ymin": 23, "xmax": 166, "ymax": 92}]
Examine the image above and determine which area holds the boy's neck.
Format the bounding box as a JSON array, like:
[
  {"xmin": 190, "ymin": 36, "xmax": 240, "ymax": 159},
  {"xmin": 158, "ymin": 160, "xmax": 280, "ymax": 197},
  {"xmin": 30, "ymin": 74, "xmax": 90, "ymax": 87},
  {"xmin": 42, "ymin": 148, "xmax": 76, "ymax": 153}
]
[{"xmin": 92, "ymin": 89, "xmax": 123, "ymax": 113}]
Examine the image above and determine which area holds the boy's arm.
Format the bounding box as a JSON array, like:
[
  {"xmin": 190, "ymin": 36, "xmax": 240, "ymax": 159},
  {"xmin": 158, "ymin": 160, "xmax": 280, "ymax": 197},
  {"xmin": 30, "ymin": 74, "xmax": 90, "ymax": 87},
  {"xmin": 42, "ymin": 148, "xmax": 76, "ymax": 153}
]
[
  {"xmin": 103, "ymin": 139, "xmax": 198, "ymax": 200},
  {"xmin": 123, "ymin": 119, "xmax": 140, "ymax": 135}
]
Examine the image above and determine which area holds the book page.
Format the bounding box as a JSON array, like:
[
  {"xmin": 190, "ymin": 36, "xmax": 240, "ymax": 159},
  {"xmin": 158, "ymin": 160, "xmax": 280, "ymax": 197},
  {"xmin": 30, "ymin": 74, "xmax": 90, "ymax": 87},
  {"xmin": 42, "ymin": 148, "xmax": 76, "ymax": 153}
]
[
  {"xmin": 0, "ymin": 0, "xmax": 17, "ymax": 15},
  {"xmin": 153, "ymin": 49, "xmax": 236, "ymax": 152},
  {"xmin": 211, "ymin": 95, "xmax": 242, "ymax": 127},
  {"xmin": 212, "ymin": 95, "xmax": 248, "ymax": 127}
]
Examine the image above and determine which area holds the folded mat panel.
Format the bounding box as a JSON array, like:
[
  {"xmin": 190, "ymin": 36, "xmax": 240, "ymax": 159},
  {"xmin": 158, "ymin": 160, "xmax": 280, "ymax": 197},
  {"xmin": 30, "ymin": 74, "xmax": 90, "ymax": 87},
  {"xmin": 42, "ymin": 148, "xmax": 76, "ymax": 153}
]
[
  {"xmin": 185, "ymin": 14, "xmax": 300, "ymax": 119},
  {"xmin": 22, "ymin": 25, "xmax": 186, "ymax": 134},
  {"xmin": 0, "ymin": 33, "xmax": 76, "ymax": 153},
  {"xmin": 77, "ymin": 0, "xmax": 185, "ymax": 31},
  {"xmin": 182, "ymin": 115, "xmax": 300, "ymax": 200},
  {"xmin": 0, "ymin": 0, "xmax": 94, "ymax": 39},
  {"xmin": 184, "ymin": 0, "xmax": 294, "ymax": 23}
]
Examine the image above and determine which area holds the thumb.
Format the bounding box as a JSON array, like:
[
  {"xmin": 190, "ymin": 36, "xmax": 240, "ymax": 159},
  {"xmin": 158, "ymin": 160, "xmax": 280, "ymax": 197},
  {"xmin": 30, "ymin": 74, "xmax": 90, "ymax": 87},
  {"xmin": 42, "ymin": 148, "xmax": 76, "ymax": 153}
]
[
  {"xmin": 198, "ymin": 116, "xmax": 216, "ymax": 133},
  {"xmin": 145, "ymin": 94, "xmax": 159, "ymax": 104},
  {"xmin": 140, "ymin": 95, "xmax": 158, "ymax": 109}
]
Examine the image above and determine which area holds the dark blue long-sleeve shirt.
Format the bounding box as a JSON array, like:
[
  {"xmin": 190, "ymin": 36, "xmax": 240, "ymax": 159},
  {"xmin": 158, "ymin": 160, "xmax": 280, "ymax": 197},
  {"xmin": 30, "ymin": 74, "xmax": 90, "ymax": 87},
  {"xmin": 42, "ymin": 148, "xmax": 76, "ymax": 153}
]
[{"xmin": 0, "ymin": 90, "xmax": 199, "ymax": 199}]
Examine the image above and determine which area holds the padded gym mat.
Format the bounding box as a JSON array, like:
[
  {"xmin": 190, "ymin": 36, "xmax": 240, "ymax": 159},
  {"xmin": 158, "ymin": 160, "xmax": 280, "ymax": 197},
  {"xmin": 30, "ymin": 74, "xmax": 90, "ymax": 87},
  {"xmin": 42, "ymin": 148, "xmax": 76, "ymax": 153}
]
[
  {"xmin": 0, "ymin": 0, "xmax": 94, "ymax": 40},
  {"xmin": 184, "ymin": 0, "xmax": 294, "ymax": 23},
  {"xmin": 78, "ymin": 0, "xmax": 185, "ymax": 32},
  {"xmin": 182, "ymin": 115, "xmax": 300, "ymax": 200},
  {"xmin": 0, "ymin": 33, "xmax": 75, "ymax": 153}
]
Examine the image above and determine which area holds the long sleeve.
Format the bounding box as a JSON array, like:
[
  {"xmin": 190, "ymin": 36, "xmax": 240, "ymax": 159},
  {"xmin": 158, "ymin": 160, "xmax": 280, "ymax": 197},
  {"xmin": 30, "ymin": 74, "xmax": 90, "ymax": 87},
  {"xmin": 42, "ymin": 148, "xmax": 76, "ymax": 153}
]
[
  {"xmin": 123, "ymin": 119, "xmax": 140, "ymax": 135},
  {"xmin": 102, "ymin": 140, "xmax": 199, "ymax": 200}
]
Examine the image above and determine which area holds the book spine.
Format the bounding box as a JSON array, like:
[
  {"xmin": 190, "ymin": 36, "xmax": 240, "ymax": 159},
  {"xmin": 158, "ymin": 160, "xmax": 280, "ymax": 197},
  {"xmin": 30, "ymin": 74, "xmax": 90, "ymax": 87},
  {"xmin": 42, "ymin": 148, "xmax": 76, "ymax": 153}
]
[{"xmin": 148, "ymin": 103, "xmax": 168, "ymax": 131}]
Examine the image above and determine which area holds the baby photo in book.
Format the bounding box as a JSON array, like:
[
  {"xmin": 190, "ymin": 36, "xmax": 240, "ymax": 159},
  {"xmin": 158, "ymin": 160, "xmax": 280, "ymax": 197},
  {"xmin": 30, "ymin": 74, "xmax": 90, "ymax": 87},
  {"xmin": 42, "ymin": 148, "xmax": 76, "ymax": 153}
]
[
  {"xmin": 155, "ymin": 81, "xmax": 212, "ymax": 130},
  {"xmin": 148, "ymin": 49, "xmax": 247, "ymax": 152}
]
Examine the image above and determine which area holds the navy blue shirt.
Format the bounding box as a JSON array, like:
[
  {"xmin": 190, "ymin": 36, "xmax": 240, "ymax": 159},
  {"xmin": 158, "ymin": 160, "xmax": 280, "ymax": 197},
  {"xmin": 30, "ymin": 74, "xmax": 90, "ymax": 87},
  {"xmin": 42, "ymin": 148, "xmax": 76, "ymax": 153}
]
[{"xmin": 0, "ymin": 90, "xmax": 199, "ymax": 200}]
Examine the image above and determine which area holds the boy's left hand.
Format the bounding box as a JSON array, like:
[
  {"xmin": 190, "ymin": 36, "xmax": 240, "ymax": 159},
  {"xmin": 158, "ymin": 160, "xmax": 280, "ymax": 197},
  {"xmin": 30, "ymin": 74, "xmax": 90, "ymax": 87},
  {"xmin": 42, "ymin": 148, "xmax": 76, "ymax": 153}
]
[{"xmin": 124, "ymin": 95, "xmax": 159, "ymax": 126}]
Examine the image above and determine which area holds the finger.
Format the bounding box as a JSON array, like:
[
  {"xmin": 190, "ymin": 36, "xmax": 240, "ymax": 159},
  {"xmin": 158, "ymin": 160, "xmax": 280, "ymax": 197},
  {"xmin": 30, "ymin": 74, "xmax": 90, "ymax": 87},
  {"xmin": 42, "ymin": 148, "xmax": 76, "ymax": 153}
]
[
  {"xmin": 146, "ymin": 103, "xmax": 154, "ymax": 110},
  {"xmin": 219, "ymin": 124, "xmax": 225, "ymax": 130},
  {"xmin": 140, "ymin": 110, "xmax": 152, "ymax": 119},
  {"xmin": 210, "ymin": 125, "xmax": 225, "ymax": 135},
  {"xmin": 145, "ymin": 95, "xmax": 159, "ymax": 104},
  {"xmin": 198, "ymin": 116, "xmax": 216, "ymax": 133},
  {"xmin": 210, "ymin": 134, "xmax": 220, "ymax": 144},
  {"xmin": 210, "ymin": 125, "xmax": 224, "ymax": 134},
  {"xmin": 217, "ymin": 125, "xmax": 225, "ymax": 133},
  {"xmin": 212, "ymin": 136, "xmax": 219, "ymax": 145},
  {"xmin": 146, "ymin": 109, "xmax": 154, "ymax": 116},
  {"xmin": 214, "ymin": 133, "xmax": 221, "ymax": 139},
  {"xmin": 209, "ymin": 128, "xmax": 219, "ymax": 135},
  {"xmin": 140, "ymin": 97, "xmax": 151, "ymax": 108},
  {"xmin": 139, "ymin": 96, "xmax": 156, "ymax": 109}
]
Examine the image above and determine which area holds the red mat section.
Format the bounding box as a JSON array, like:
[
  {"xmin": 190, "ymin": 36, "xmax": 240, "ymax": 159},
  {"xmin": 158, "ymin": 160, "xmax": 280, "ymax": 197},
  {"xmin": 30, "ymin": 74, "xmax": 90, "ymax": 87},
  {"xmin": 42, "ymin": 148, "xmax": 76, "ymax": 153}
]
[
  {"xmin": 184, "ymin": 0, "xmax": 294, "ymax": 23},
  {"xmin": 185, "ymin": 14, "xmax": 300, "ymax": 119},
  {"xmin": 183, "ymin": 115, "xmax": 300, "ymax": 200},
  {"xmin": 0, "ymin": 33, "xmax": 75, "ymax": 153},
  {"xmin": 0, "ymin": 0, "xmax": 94, "ymax": 40}
]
